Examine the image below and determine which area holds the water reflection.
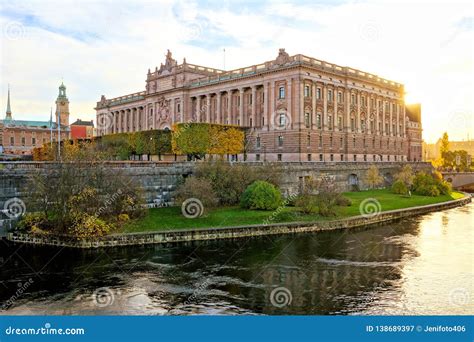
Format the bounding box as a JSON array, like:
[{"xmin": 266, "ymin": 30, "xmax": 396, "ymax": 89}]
[{"xmin": 0, "ymin": 203, "xmax": 472, "ymax": 315}]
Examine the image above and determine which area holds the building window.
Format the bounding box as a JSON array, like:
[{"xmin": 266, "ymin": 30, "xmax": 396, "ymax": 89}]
[
  {"xmin": 373, "ymin": 155, "xmax": 376, "ymax": 161},
  {"xmin": 307, "ymin": 154, "xmax": 312, "ymax": 161},
  {"xmin": 256, "ymin": 136, "xmax": 261, "ymax": 148},
  {"xmin": 317, "ymin": 114, "xmax": 322, "ymax": 129},
  {"xmin": 330, "ymin": 154, "xmax": 334, "ymax": 161},
  {"xmin": 278, "ymin": 135, "xmax": 284, "ymax": 146},
  {"xmin": 353, "ymin": 137, "xmax": 356, "ymax": 147},
  {"xmin": 307, "ymin": 133, "xmax": 311, "ymax": 146},
  {"xmin": 388, "ymin": 155, "xmax": 390, "ymax": 161},
  {"xmin": 319, "ymin": 154, "xmax": 323, "ymax": 161},
  {"xmin": 21, "ymin": 137, "xmax": 26, "ymax": 146},
  {"xmin": 249, "ymin": 94, "xmax": 252, "ymax": 105},
  {"xmin": 337, "ymin": 92, "xmax": 343, "ymax": 103},
  {"xmin": 278, "ymin": 86, "xmax": 285, "ymax": 99},
  {"xmin": 328, "ymin": 89, "xmax": 333, "ymax": 102},
  {"xmin": 340, "ymin": 137, "xmax": 343, "ymax": 147},
  {"xmin": 353, "ymin": 154, "xmax": 357, "ymax": 161},
  {"xmin": 250, "ymin": 118, "xmax": 253, "ymax": 127},
  {"xmin": 305, "ymin": 112, "xmax": 310, "ymax": 128},
  {"xmin": 277, "ymin": 153, "xmax": 282, "ymax": 161},
  {"xmin": 304, "ymin": 85, "xmax": 310, "ymax": 97},
  {"xmin": 351, "ymin": 118, "xmax": 355, "ymax": 131},
  {"xmin": 328, "ymin": 115, "xmax": 332, "ymax": 130},
  {"xmin": 177, "ymin": 104, "xmax": 181, "ymax": 112},
  {"xmin": 330, "ymin": 136, "xmax": 333, "ymax": 147},
  {"xmin": 395, "ymin": 155, "xmax": 397, "ymax": 161},
  {"xmin": 340, "ymin": 154, "xmax": 344, "ymax": 161},
  {"xmin": 363, "ymin": 154, "xmax": 367, "ymax": 161},
  {"xmin": 351, "ymin": 94, "xmax": 356, "ymax": 105},
  {"xmin": 279, "ymin": 113, "xmax": 287, "ymax": 127},
  {"xmin": 338, "ymin": 117, "xmax": 342, "ymax": 130},
  {"xmin": 10, "ymin": 137, "xmax": 14, "ymax": 145},
  {"xmin": 32, "ymin": 137, "xmax": 36, "ymax": 145},
  {"xmin": 319, "ymin": 135, "xmax": 322, "ymax": 148},
  {"xmin": 316, "ymin": 88, "xmax": 322, "ymax": 99},
  {"xmin": 256, "ymin": 154, "xmax": 260, "ymax": 161},
  {"xmin": 361, "ymin": 119, "xmax": 365, "ymax": 132}
]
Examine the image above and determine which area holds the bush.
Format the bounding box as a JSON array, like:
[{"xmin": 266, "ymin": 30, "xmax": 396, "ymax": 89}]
[
  {"xmin": 175, "ymin": 177, "xmax": 218, "ymax": 211},
  {"xmin": 273, "ymin": 210, "xmax": 300, "ymax": 223},
  {"xmin": 194, "ymin": 160, "xmax": 281, "ymax": 205},
  {"xmin": 240, "ymin": 181, "xmax": 282, "ymax": 210},
  {"xmin": 336, "ymin": 195, "xmax": 352, "ymax": 206},
  {"xmin": 68, "ymin": 213, "xmax": 113, "ymax": 238},
  {"xmin": 412, "ymin": 172, "xmax": 451, "ymax": 197},
  {"xmin": 295, "ymin": 195, "xmax": 319, "ymax": 214},
  {"xmin": 17, "ymin": 212, "xmax": 48, "ymax": 232},
  {"xmin": 392, "ymin": 180, "xmax": 408, "ymax": 195}
]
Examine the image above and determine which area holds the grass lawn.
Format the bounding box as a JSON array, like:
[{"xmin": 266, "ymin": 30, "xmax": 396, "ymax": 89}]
[{"xmin": 121, "ymin": 189, "xmax": 466, "ymax": 233}]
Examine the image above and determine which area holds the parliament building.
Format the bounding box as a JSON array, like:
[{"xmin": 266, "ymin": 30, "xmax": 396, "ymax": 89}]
[{"xmin": 95, "ymin": 49, "xmax": 422, "ymax": 162}]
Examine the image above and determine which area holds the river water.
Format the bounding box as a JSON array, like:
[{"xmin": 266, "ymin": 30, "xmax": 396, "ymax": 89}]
[{"xmin": 0, "ymin": 202, "xmax": 472, "ymax": 315}]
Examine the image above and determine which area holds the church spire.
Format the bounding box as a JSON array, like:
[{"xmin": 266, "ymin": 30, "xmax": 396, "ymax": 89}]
[{"xmin": 5, "ymin": 85, "xmax": 12, "ymax": 120}]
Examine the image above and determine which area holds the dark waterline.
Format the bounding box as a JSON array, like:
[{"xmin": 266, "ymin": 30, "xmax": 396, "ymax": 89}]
[{"xmin": 0, "ymin": 203, "xmax": 473, "ymax": 315}]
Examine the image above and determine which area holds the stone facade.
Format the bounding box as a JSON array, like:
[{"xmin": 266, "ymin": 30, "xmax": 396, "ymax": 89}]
[
  {"xmin": 0, "ymin": 83, "xmax": 70, "ymax": 156},
  {"xmin": 96, "ymin": 49, "xmax": 423, "ymax": 162}
]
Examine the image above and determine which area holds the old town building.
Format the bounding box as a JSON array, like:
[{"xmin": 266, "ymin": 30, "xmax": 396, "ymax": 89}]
[
  {"xmin": 70, "ymin": 119, "xmax": 94, "ymax": 139},
  {"xmin": 96, "ymin": 49, "xmax": 422, "ymax": 162},
  {"xmin": 0, "ymin": 83, "xmax": 70, "ymax": 156}
]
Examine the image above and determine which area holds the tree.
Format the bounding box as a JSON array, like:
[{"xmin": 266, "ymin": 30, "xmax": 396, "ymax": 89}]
[
  {"xmin": 365, "ymin": 165, "xmax": 384, "ymax": 189},
  {"xmin": 395, "ymin": 165, "xmax": 414, "ymax": 189},
  {"xmin": 440, "ymin": 132, "xmax": 450, "ymax": 156}
]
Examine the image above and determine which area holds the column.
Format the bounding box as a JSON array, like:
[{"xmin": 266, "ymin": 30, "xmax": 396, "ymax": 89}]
[
  {"xmin": 382, "ymin": 99, "xmax": 386, "ymax": 136},
  {"xmin": 153, "ymin": 102, "xmax": 157, "ymax": 129},
  {"xmin": 136, "ymin": 108, "xmax": 140, "ymax": 131},
  {"xmin": 345, "ymin": 89, "xmax": 350, "ymax": 132},
  {"xmin": 216, "ymin": 92, "xmax": 222, "ymax": 124},
  {"xmin": 227, "ymin": 90, "xmax": 232, "ymax": 125},
  {"xmin": 239, "ymin": 89, "xmax": 244, "ymax": 126},
  {"xmin": 251, "ymin": 86, "xmax": 257, "ymax": 127},
  {"xmin": 367, "ymin": 96, "xmax": 371, "ymax": 134},
  {"xmin": 333, "ymin": 87, "xmax": 337, "ymax": 131},
  {"xmin": 299, "ymin": 80, "xmax": 304, "ymax": 130},
  {"xmin": 402, "ymin": 105, "xmax": 406, "ymax": 138},
  {"xmin": 396, "ymin": 103, "xmax": 400, "ymax": 137},
  {"xmin": 287, "ymin": 78, "xmax": 292, "ymax": 129},
  {"xmin": 323, "ymin": 84, "xmax": 328, "ymax": 130},
  {"xmin": 389, "ymin": 101, "xmax": 393, "ymax": 136},
  {"xmin": 311, "ymin": 82, "xmax": 316, "ymax": 129},
  {"xmin": 206, "ymin": 95, "xmax": 211, "ymax": 123},
  {"xmin": 171, "ymin": 99, "xmax": 176, "ymax": 124},
  {"xmin": 264, "ymin": 82, "xmax": 270, "ymax": 130},
  {"xmin": 375, "ymin": 97, "xmax": 380, "ymax": 135},
  {"xmin": 118, "ymin": 111, "xmax": 123, "ymax": 133},
  {"xmin": 196, "ymin": 96, "xmax": 201, "ymax": 122},
  {"xmin": 356, "ymin": 92, "xmax": 361, "ymax": 133}
]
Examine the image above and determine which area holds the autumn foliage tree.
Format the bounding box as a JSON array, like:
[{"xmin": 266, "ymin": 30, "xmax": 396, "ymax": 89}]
[
  {"xmin": 172, "ymin": 123, "xmax": 245, "ymax": 159},
  {"xmin": 365, "ymin": 165, "xmax": 384, "ymax": 189}
]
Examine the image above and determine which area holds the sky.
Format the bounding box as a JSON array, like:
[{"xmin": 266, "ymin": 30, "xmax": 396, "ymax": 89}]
[{"xmin": 0, "ymin": 0, "xmax": 473, "ymax": 143}]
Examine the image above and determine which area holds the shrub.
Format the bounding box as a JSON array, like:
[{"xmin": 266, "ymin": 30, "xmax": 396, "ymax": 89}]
[
  {"xmin": 272, "ymin": 210, "xmax": 300, "ymax": 223},
  {"xmin": 295, "ymin": 195, "xmax": 319, "ymax": 214},
  {"xmin": 437, "ymin": 180, "xmax": 452, "ymax": 195},
  {"xmin": 17, "ymin": 212, "xmax": 48, "ymax": 232},
  {"xmin": 336, "ymin": 195, "xmax": 352, "ymax": 207},
  {"xmin": 68, "ymin": 213, "xmax": 113, "ymax": 238},
  {"xmin": 194, "ymin": 160, "xmax": 281, "ymax": 205},
  {"xmin": 412, "ymin": 172, "xmax": 450, "ymax": 197},
  {"xmin": 240, "ymin": 181, "xmax": 282, "ymax": 210},
  {"xmin": 365, "ymin": 165, "xmax": 384, "ymax": 189},
  {"xmin": 392, "ymin": 180, "xmax": 408, "ymax": 195},
  {"xmin": 118, "ymin": 213, "xmax": 130, "ymax": 222},
  {"xmin": 174, "ymin": 177, "xmax": 218, "ymax": 211}
]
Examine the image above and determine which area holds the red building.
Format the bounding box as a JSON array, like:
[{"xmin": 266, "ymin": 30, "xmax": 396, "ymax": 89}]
[{"xmin": 70, "ymin": 119, "xmax": 94, "ymax": 139}]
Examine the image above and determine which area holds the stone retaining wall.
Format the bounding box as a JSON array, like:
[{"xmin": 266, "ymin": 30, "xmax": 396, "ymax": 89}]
[{"xmin": 7, "ymin": 193, "xmax": 471, "ymax": 249}]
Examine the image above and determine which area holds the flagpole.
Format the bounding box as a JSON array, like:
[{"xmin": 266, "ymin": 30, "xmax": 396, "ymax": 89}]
[
  {"xmin": 50, "ymin": 107, "xmax": 53, "ymax": 149},
  {"xmin": 57, "ymin": 107, "xmax": 61, "ymax": 159}
]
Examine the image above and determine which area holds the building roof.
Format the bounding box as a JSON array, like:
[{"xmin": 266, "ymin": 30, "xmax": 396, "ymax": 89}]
[
  {"xmin": 71, "ymin": 119, "xmax": 94, "ymax": 127},
  {"xmin": 0, "ymin": 119, "xmax": 52, "ymax": 128}
]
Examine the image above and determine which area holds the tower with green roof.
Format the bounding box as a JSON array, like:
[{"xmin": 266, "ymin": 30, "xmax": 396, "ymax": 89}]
[{"xmin": 55, "ymin": 82, "xmax": 69, "ymax": 126}]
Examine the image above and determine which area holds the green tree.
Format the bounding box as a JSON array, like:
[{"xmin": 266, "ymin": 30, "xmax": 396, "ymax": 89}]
[
  {"xmin": 440, "ymin": 132, "xmax": 450, "ymax": 156},
  {"xmin": 365, "ymin": 165, "xmax": 384, "ymax": 189}
]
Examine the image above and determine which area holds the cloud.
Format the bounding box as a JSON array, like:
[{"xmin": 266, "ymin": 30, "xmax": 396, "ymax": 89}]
[{"xmin": 1, "ymin": 0, "xmax": 472, "ymax": 142}]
